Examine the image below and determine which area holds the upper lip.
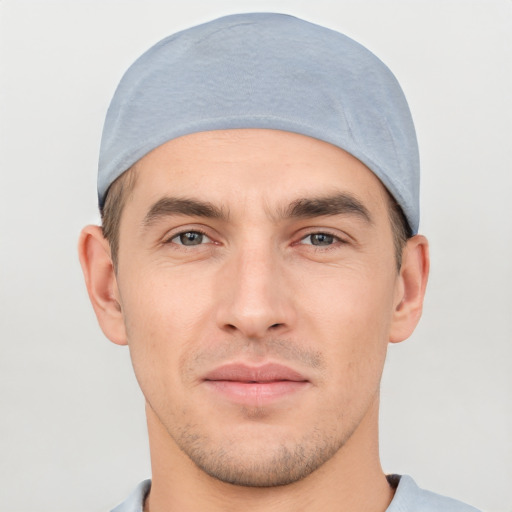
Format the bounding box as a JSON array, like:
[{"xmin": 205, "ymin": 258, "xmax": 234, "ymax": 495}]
[{"xmin": 203, "ymin": 363, "xmax": 308, "ymax": 383}]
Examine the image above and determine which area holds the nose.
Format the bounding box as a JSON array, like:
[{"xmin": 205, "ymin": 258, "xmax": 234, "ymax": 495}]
[{"xmin": 215, "ymin": 242, "xmax": 295, "ymax": 339}]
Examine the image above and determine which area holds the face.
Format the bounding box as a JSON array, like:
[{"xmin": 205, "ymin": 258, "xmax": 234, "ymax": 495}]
[{"xmin": 114, "ymin": 129, "xmax": 403, "ymax": 486}]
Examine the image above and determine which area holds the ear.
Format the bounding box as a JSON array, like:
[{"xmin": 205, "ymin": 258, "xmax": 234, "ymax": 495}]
[
  {"xmin": 389, "ymin": 234, "xmax": 430, "ymax": 344},
  {"xmin": 78, "ymin": 225, "xmax": 127, "ymax": 345}
]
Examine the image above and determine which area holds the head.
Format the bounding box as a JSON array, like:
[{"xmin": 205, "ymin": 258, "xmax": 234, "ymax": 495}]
[{"xmin": 79, "ymin": 14, "xmax": 428, "ymax": 488}]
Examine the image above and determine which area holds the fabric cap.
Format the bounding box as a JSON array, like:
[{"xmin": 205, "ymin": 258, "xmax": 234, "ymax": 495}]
[{"xmin": 98, "ymin": 12, "xmax": 420, "ymax": 233}]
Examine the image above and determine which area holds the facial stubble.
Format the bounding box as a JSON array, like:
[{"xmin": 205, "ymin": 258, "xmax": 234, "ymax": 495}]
[{"xmin": 145, "ymin": 338, "xmax": 367, "ymax": 488}]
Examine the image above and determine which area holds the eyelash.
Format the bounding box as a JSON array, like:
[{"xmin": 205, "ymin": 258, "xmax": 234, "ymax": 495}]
[
  {"xmin": 164, "ymin": 228, "xmax": 213, "ymax": 247},
  {"xmin": 164, "ymin": 228, "xmax": 347, "ymax": 250},
  {"xmin": 296, "ymin": 231, "xmax": 347, "ymax": 249}
]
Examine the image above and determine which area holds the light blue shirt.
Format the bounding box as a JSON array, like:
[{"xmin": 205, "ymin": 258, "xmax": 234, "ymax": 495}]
[{"xmin": 110, "ymin": 475, "xmax": 481, "ymax": 512}]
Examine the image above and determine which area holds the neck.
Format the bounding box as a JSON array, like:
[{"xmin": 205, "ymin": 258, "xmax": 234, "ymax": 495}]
[{"xmin": 144, "ymin": 397, "xmax": 394, "ymax": 512}]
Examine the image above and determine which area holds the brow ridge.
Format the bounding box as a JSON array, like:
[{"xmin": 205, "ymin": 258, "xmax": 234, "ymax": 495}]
[
  {"xmin": 282, "ymin": 193, "xmax": 372, "ymax": 223},
  {"xmin": 142, "ymin": 192, "xmax": 372, "ymax": 229},
  {"xmin": 143, "ymin": 197, "xmax": 228, "ymax": 228}
]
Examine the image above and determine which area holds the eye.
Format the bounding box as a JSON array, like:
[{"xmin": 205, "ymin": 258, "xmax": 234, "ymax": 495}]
[
  {"xmin": 170, "ymin": 231, "xmax": 212, "ymax": 246},
  {"xmin": 300, "ymin": 233, "xmax": 338, "ymax": 246}
]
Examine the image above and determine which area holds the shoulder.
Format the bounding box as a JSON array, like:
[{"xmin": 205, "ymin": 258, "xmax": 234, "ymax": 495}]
[
  {"xmin": 110, "ymin": 476, "xmax": 481, "ymax": 512},
  {"xmin": 110, "ymin": 480, "xmax": 151, "ymax": 512},
  {"xmin": 387, "ymin": 475, "xmax": 482, "ymax": 512}
]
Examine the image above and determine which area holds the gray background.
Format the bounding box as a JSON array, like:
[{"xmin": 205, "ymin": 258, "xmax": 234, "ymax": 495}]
[{"xmin": 1, "ymin": 1, "xmax": 511, "ymax": 511}]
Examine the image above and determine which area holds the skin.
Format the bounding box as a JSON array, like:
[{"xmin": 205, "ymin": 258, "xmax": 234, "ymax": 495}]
[{"xmin": 79, "ymin": 129, "xmax": 429, "ymax": 512}]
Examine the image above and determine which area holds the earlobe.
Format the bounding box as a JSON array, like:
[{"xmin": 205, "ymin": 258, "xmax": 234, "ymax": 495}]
[
  {"xmin": 78, "ymin": 225, "xmax": 128, "ymax": 345},
  {"xmin": 389, "ymin": 235, "xmax": 430, "ymax": 344}
]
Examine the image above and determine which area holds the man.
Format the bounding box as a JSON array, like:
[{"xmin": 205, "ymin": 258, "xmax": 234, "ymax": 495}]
[{"xmin": 78, "ymin": 13, "xmax": 480, "ymax": 512}]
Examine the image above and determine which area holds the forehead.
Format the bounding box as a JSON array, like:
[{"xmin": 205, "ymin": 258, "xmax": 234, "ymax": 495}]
[{"xmin": 126, "ymin": 129, "xmax": 390, "ymax": 216}]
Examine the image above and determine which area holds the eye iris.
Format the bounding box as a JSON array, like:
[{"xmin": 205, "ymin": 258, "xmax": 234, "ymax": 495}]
[
  {"xmin": 311, "ymin": 233, "xmax": 334, "ymax": 246},
  {"xmin": 180, "ymin": 232, "xmax": 203, "ymax": 245}
]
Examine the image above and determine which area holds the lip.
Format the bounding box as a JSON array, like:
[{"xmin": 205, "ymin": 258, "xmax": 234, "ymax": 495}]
[{"xmin": 202, "ymin": 363, "xmax": 310, "ymax": 406}]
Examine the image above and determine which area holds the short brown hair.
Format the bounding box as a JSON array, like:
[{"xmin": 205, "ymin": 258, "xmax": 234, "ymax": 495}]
[
  {"xmin": 100, "ymin": 166, "xmax": 138, "ymax": 270},
  {"xmin": 101, "ymin": 169, "xmax": 411, "ymax": 271},
  {"xmin": 386, "ymin": 191, "xmax": 412, "ymax": 271}
]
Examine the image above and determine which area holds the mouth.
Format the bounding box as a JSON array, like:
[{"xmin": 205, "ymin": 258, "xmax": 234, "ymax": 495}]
[{"xmin": 202, "ymin": 363, "xmax": 310, "ymax": 406}]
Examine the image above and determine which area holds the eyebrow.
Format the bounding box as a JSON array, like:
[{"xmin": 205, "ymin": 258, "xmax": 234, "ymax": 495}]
[
  {"xmin": 142, "ymin": 192, "xmax": 372, "ymax": 229},
  {"xmin": 282, "ymin": 193, "xmax": 373, "ymax": 224},
  {"xmin": 142, "ymin": 197, "xmax": 228, "ymax": 228}
]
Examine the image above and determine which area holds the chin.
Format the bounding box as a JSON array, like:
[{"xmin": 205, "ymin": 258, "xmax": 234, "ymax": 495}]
[{"xmin": 173, "ymin": 422, "xmax": 344, "ymax": 488}]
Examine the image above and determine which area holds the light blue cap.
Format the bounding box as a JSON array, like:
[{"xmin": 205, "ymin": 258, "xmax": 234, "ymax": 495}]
[{"xmin": 99, "ymin": 12, "xmax": 420, "ymax": 233}]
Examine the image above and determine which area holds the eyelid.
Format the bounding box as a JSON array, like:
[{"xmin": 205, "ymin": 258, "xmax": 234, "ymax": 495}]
[
  {"xmin": 299, "ymin": 233, "xmax": 344, "ymax": 247},
  {"xmin": 162, "ymin": 225, "xmax": 216, "ymax": 245},
  {"xmin": 295, "ymin": 227, "xmax": 349, "ymax": 245},
  {"xmin": 172, "ymin": 231, "xmax": 212, "ymax": 245}
]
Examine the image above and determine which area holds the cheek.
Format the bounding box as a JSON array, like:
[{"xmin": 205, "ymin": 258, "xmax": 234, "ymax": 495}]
[
  {"xmin": 122, "ymin": 261, "xmax": 213, "ymax": 334},
  {"xmin": 295, "ymin": 264, "xmax": 395, "ymax": 385},
  {"xmin": 297, "ymin": 261, "xmax": 396, "ymax": 334},
  {"xmin": 118, "ymin": 266, "xmax": 216, "ymax": 403}
]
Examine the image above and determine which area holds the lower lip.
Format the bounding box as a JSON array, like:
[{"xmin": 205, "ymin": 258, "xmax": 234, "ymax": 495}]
[{"xmin": 204, "ymin": 380, "xmax": 309, "ymax": 406}]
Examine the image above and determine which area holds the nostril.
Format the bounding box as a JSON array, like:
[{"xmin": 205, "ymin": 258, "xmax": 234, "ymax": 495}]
[{"xmin": 223, "ymin": 322, "xmax": 284, "ymax": 334}]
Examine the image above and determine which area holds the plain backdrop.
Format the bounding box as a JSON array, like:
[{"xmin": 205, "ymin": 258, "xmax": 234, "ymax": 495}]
[{"xmin": 1, "ymin": 1, "xmax": 511, "ymax": 511}]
